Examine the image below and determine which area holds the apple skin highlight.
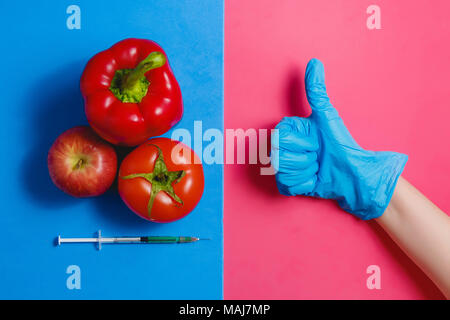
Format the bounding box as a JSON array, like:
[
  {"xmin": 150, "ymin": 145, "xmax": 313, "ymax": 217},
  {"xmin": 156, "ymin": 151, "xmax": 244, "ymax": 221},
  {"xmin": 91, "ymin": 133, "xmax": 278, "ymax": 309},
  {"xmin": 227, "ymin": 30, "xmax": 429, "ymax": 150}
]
[{"xmin": 47, "ymin": 126, "xmax": 117, "ymax": 197}]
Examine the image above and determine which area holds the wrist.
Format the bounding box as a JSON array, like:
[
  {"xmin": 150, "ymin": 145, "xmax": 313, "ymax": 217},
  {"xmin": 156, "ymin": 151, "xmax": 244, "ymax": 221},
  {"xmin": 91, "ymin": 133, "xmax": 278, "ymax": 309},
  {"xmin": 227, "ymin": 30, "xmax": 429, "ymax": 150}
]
[
  {"xmin": 373, "ymin": 152, "xmax": 408, "ymax": 219},
  {"xmin": 364, "ymin": 151, "xmax": 408, "ymax": 220}
]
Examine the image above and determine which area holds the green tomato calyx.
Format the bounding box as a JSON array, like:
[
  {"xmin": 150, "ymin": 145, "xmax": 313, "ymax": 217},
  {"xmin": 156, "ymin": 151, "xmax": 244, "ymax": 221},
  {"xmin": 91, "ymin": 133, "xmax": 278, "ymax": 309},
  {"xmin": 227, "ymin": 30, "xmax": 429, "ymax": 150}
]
[{"xmin": 121, "ymin": 144, "xmax": 185, "ymax": 219}]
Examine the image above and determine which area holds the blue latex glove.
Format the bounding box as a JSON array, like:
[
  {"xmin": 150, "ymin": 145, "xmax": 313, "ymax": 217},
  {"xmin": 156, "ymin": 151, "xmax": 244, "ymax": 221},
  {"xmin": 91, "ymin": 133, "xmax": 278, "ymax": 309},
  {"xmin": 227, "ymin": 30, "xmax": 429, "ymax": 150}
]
[{"xmin": 271, "ymin": 59, "xmax": 408, "ymax": 220}]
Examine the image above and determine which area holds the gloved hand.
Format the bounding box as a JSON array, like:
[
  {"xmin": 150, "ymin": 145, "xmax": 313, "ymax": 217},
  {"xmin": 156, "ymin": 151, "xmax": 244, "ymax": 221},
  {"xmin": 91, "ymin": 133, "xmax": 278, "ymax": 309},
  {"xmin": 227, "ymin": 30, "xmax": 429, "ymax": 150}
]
[{"xmin": 271, "ymin": 58, "xmax": 408, "ymax": 220}]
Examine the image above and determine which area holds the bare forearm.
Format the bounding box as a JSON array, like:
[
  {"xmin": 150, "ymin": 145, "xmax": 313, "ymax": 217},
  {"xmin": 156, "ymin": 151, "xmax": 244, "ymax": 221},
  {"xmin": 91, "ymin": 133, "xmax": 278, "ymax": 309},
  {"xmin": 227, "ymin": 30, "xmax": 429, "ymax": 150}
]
[{"xmin": 376, "ymin": 177, "xmax": 450, "ymax": 299}]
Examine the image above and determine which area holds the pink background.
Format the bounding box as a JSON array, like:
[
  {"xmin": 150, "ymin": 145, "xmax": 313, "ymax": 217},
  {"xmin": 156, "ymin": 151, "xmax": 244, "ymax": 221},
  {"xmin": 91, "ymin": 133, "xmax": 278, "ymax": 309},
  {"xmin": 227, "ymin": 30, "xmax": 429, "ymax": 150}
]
[{"xmin": 224, "ymin": 0, "xmax": 450, "ymax": 299}]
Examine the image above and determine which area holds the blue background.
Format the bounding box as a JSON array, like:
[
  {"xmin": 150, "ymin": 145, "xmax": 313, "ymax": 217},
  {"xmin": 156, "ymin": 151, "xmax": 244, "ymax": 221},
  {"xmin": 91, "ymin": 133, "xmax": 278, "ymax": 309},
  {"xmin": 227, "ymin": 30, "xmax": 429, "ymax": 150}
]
[{"xmin": 0, "ymin": 0, "xmax": 223, "ymax": 299}]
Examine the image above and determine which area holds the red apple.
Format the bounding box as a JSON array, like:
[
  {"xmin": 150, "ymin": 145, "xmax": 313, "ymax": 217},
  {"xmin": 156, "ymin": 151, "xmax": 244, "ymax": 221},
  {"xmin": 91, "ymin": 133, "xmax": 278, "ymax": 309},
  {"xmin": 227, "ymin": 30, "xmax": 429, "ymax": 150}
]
[{"xmin": 48, "ymin": 126, "xmax": 117, "ymax": 197}]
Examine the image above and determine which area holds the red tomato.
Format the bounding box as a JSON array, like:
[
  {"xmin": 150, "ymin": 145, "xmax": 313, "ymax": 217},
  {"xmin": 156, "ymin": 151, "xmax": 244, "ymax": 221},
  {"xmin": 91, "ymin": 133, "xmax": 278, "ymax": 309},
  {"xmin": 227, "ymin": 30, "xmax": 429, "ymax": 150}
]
[{"xmin": 118, "ymin": 138, "xmax": 204, "ymax": 222}]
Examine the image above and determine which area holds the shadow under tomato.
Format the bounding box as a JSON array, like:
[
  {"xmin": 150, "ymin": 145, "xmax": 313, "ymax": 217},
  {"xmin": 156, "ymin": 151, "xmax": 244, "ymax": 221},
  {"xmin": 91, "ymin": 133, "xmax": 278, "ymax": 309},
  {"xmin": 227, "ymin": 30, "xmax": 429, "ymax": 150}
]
[
  {"xmin": 91, "ymin": 184, "xmax": 160, "ymax": 230},
  {"xmin": 90, "ymin": 146, "xmax": 164, "ymax": 230}
]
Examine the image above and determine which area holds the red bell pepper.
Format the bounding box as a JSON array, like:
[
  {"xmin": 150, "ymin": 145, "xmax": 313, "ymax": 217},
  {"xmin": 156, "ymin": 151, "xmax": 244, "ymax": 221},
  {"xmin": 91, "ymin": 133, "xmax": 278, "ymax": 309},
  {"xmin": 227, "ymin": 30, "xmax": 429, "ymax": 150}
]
[{"xmin": 80, "ymin": 38, "xmax": 183, "ymax": 146}]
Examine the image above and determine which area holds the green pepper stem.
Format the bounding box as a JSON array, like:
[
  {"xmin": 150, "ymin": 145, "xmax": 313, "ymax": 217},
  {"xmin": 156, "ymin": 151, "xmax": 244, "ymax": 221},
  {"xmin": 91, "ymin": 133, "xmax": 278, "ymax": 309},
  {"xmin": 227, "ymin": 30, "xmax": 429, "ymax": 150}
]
[
  {"xmin": 123, "ymin": 52, "xmax": 166, "ymax": 90},
  {"xmin": 110, "ymin": 52, "xmax": 167, "ymax": 103}
]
